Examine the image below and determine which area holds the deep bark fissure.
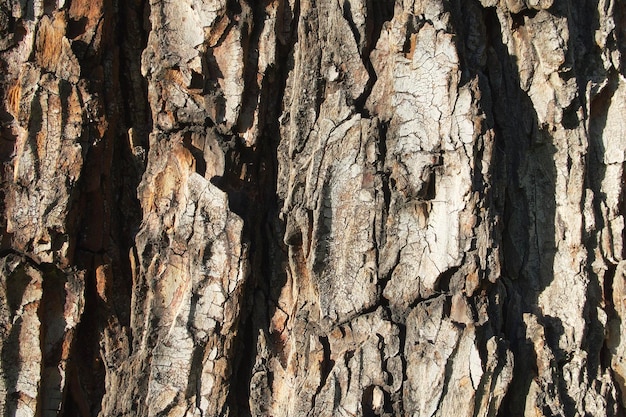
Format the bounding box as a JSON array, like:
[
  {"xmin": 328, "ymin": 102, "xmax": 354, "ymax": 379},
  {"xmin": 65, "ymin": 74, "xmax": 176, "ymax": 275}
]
[
  {"xmin": 480, "ymin": 6, "xmax": 563, "ymax": 416},
  {"xmin": 222, "ymin": 2, "xmax": 300, "ymax": 414}
]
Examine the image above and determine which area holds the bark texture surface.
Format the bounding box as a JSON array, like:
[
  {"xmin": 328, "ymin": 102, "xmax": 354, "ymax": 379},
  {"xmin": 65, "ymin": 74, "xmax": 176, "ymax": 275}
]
[{"xmin": 0, "ymin": 0, "xmax": 625, "ymax": 416}]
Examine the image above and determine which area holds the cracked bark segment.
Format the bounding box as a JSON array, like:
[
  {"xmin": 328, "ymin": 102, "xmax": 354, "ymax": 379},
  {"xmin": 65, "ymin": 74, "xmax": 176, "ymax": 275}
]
[
  {"xmin": 102, "ymin": 1, "xmax": 255, "ymax": 415},
  {"xmin": 261, "ymin": 89, "xmax": 394, "ymax": 413},
  {"xmin": 591, "ymin": 76, "xmax": 626, "ymax": 264},
  {"xmin": 278, "ymin": 0, "xmax": 369, "ymax": 161},
  {"xmin": 596, "ymin": 74, "xmax": 626, "ymax": 409},
  {"xmin": 1, "ymin": 0, "xmax": 121, "ymax": 268},
  {"xmin": 486, "ymin": 1, "xmax": 625, "ymax": 414},
  {"xmin": 142, "ymin": 0, "xmax": 227, "ymax": 131},
  {"xmin": 142, "ymin": 0, "xmax": 224, "ymax": 77},
  {"xmin": 0, "ymin": 255, "xmax": 84, "ymax": 417},
  {"xmin": 308, "ymin": 309, "xmax": 401, "ymax": 416},
  {"xmin": 2, "ymin": 3, "xmax": 89, "ymax": 265},
  {"xmin": 404, "ymin": 297, "xmax": 457, "ymax": 416},
  {"xmin": 370, "ymin": 14, "xmax": 498, "ymax": 321},
  {"xmin": 34, "ymin": 11, "xmax": 80, "ymax": 84},
  {"xmin": 277, "ymin": 0, "xmax": 377, "ymax": 326},
  {"xmin": 283, "ymin": 113, "xmax": 381, "ymax": 323},
  {"xmin": 262, "ymin": 307, "xmax": 402, "ymax": 417},
  {"xmin": 609, "ymin": 261, "xmax": 626, "ymax": 407},
  {"xmin": 102, "ymin": 136, "xmax": 248, "ymax": 416},
  {"xmin": 2, "ymin": 0, "xmax": 150, "ymax": 415},
  {"xmin": 404, "ymin": 294, "xmax": 514, "ymax": 417},
  {"xmin": 6, "ymin": 70, "xmax": 86, "ymax": 264},
  {"xmin": 0, "ymin": 256, "xmax": 43, "ymax": 417},
  {"xmin": 499, "ymin": 10, "xmax": 575, "ymax": 126}
]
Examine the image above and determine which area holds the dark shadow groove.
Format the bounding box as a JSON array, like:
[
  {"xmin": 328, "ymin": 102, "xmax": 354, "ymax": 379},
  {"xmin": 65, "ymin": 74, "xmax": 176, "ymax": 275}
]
[
  {"xmin": 477, "ymin": 6, "xmax": 565, "ymax": 416},
  {"xmin": 63, "ymin": 0, "xmax": 151, "ymax": 415},
  {"xmin": 224, "ymin": 2, "xmax": 298, "ymax": 415}
]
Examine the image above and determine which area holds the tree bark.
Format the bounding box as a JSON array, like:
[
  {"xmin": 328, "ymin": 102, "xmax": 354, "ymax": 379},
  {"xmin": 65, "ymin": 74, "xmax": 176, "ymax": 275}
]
[{"xmin": 0, "ymin": 0, "xmax": 625, "ymax": 416}]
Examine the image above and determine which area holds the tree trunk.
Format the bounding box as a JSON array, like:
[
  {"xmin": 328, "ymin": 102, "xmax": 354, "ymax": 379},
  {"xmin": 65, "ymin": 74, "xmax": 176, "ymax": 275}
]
[{"xmin": 0, "ymin": 0, "xmax": 625, "ymax": 416}]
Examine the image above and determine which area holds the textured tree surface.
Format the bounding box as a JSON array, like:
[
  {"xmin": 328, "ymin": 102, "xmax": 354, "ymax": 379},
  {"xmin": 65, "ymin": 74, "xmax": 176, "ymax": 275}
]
[{"xmin": 0, "ymin": 0, "xmax": 625, "ymax": 416}]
